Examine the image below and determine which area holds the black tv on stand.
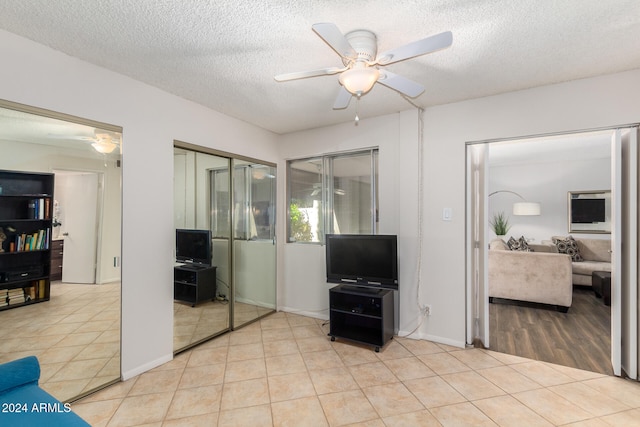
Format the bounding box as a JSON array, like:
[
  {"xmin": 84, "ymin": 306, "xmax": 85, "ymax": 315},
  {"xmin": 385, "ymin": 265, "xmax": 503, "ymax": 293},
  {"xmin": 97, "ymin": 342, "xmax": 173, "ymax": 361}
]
[
  {"xmin": 176, "ymin": 229, "xmax": 212, "ymax": 267},
  {"xmin": 325, "ymin": 234, "xmax": 398, "ymax": 291}
]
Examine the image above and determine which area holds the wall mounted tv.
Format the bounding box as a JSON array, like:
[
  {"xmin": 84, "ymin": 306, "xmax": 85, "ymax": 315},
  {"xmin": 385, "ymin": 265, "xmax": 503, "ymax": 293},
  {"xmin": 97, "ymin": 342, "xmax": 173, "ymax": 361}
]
[
  {"xmin": 571, "ymin": 198, "xmax": 606, "ymax": 223},
  {"xmin": 176, "ymin": 229, "xmax": 212, "ymax": 266},
  {"xmin": 325, "ymin": 234, "xmax": 398, "ymax": 290}
]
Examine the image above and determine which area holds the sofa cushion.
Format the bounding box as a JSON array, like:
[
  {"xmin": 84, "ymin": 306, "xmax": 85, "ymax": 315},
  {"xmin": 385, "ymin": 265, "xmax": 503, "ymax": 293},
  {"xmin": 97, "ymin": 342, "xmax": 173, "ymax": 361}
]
[
  {"xmin": 553, "ymin": 236, "xmax": 584, "ymax": 262},
  {"xmin": 576, "ymin": 239, "xmax": 611, "ymax": 263},
  {"xmin": 489, "ymin": 238, "xmax": 509, "ymax": 251},
  {"xmin": 529, "ymin": 242, "xmax": 558, "ymax": 253},
  {"xmin": 572, "ymin": 260, "xmax": 612, "ymax": 275}
]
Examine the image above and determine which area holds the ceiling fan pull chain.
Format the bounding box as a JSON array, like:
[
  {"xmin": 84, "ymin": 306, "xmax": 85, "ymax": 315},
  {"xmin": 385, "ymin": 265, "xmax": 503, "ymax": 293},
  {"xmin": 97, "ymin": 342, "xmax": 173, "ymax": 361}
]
[{"xmin": 355, "ymin": 95, "xmax": 360, "ymax": 125}]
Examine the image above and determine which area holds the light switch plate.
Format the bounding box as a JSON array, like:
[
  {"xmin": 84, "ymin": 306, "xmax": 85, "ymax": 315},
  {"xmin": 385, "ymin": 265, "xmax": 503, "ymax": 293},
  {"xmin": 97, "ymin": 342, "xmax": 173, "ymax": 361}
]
[{"xmin": 442, "ymin": 208, "xmax": 452, "ymax": 221}]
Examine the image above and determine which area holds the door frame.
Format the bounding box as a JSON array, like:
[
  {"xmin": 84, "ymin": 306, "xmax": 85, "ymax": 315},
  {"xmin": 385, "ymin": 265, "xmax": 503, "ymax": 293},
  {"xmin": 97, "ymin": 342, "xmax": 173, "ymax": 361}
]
[{"xmin": 466, "ymin": 124, "xmax": 639, "ymax": 378}]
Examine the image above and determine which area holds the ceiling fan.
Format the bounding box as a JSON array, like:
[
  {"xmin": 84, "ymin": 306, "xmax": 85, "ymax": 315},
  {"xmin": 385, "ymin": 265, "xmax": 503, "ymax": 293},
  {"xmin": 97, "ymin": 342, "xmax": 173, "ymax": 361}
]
[
  {"xmin": 275, "ymin": 23, "xmax": 453, "ymax": 109},
  {"xmin": 48, "ymin": 131, "xmax": 121, "ymax": 154}
]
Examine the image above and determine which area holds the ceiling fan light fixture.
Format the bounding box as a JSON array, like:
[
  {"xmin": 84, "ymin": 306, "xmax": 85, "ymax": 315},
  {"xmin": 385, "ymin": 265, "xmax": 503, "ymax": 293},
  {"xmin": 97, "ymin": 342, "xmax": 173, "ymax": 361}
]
[
  {"xmin": 92, "ymin": 139, "xmax": 117, "ymax": 154},
  {"xmin": 339, "ymin": 66, "xmax": 379, "ymax": 96}
]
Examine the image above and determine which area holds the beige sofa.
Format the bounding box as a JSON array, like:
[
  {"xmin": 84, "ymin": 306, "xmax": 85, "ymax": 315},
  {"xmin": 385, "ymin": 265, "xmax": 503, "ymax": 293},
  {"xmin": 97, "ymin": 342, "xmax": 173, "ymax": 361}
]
[
  {"xmin": 547, "ymin": 237, "xmax": 612, "ymax": 286},
  {"xmin": 571, "ymin": 238, "xmax": 611, "ymax": 286},
  {"xmin": 488, "ymin": 239, "xmax": 573, "ymax": 311}
]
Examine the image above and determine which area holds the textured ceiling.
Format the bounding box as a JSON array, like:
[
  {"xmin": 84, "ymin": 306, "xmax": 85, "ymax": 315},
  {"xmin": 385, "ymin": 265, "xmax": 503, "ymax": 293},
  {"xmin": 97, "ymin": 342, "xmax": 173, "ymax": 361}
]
[{"xmin": 0, "ymin": 1, "xmax": 639, "ymax": 134}]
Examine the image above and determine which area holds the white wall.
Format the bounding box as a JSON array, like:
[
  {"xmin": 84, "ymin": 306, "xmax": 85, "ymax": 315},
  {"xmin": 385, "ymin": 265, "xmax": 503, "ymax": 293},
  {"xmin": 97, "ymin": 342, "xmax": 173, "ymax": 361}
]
[
  {"xmin": 278, "ymin": 69, "xmax": 640, "ymax": 349},
  {"xmin": 277, "ymin": 111, "xmax": 420, "ymax": 335},
  {"xmin": 490, "ymin": 156, "xmax": 611, "ymax": 242},
  {"xmin": 0, "ymin": 29, "xmax": 278, "ymax": 379}
]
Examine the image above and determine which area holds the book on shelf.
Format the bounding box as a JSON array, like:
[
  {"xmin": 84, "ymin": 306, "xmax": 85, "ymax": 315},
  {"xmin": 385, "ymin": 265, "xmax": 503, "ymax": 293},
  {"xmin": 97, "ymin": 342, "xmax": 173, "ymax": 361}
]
[
  {"xmin": 35, "ymin": 230, "xmax": 43, "ymax": 250},
  {"xmin": 26, "ymin": 198, "xmax": 48, "ymax": 219},
  {"xmin": 27, "ymin": 200, "xmax": 36, "ymax": 219},
  {"xmin": 8, "ymin": 296, "xmax": 26, "ymax": 305},
  {"xmin": 38, "ymin": 198, "xmax": 44, "ymax": 220},
  {"xmin": 10, "ymin": 228, "xmax": 50, "ymax": 252},
  {"xmin": 28, "ymin": 285, "xmax": 36, "ymax": 300},
  {"xmin": 38, "ymin": 280, "xmax": 45, "ymax": 299},
  {"xmin": 7, "ymin": 288, "xmax": 26, "ymax": 305}
]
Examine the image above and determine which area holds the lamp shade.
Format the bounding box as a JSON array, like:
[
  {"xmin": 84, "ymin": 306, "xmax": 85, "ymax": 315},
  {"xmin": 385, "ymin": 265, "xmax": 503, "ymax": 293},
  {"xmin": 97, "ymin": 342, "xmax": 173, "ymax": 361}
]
[
  {"xmin": 513, "ymin": 202, "xmax": 541, "ymax": 216},
  {"xmin": 339, "ymin": 66, "xmax": 379, "ymax": 95}
]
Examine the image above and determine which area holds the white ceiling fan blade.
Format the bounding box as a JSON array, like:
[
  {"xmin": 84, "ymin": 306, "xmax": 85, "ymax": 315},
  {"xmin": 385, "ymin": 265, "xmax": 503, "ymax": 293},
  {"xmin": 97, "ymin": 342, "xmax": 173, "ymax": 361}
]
[
  {"xmin": 376, "ymin": 31, "xmax": 453, "ymax": 65},
  {"xmin": 377, "ymin": 71, "xmax": 425, "ymax": 98},
  {"xmin": 332, "ymin": 87, "xmax": 352, "ymax": 110},
  {"xmin": 274, "ymin": 66, "xmax": 346, "ymax": 82},
  {"xmin": 312, "ymin": 23, "xmax": 358, "ymax": 60}
]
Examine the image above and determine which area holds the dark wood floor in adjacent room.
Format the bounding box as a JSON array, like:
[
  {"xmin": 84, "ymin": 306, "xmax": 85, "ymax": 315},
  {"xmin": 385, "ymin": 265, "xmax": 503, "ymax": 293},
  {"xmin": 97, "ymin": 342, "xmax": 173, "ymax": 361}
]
[{"xmin": 489, "ymin": 287, "xmax": 612, "ymax": 375}]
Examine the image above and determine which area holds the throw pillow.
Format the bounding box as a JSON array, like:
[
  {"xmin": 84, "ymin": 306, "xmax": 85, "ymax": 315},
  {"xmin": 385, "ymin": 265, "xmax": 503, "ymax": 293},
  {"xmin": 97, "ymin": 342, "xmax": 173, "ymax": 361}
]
[
  {"xmin": 518, "ymin": 236, "xmax": 533, "ymax": 252},
  {"xmin": 553, "ymin": 235, "xmax": 583, "ymax": 262},
  {"xmin": 507, "ymin": 236, "xmax": 532, "ymax": 252}
]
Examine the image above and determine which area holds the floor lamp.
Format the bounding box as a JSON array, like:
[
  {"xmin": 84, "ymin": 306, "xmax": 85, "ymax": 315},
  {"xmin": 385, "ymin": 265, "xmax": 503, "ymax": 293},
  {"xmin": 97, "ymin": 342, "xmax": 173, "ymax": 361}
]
[{"xmin": 489, "ymin": 190, "xmax": 541, "ymax": 216}]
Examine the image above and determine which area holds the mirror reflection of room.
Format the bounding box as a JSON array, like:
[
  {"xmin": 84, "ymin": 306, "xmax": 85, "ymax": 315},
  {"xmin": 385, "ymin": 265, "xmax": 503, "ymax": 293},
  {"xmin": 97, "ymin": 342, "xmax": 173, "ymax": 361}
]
[
  {"xmin": 173, "ymin": 147, "xmax": 231, "ymax": 352},
  {"xmin": 231, "ymin": 159, "xmax": 276, "ymax": 329},
  {"xmin": 0, "ymin": 104, "xmax": 122, "ymax": 402},
  {"xmin": 173, "ymin": 145, "xmax": 276, "ymax": 352}
]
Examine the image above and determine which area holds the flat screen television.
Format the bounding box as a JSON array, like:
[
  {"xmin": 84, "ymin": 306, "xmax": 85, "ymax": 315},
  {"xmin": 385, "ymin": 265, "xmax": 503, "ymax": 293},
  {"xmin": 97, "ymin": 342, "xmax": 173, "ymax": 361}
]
[
  {"xmin": 571, "ymin": 198, "xmax": 605, "ymax": 223},
  {"xmin": 176, "ymin": 229, "xmax": 212, "ymax": 266},
  {"xmin": 325, "ymin": 234, "xmax": 398, "ymax": 290}
]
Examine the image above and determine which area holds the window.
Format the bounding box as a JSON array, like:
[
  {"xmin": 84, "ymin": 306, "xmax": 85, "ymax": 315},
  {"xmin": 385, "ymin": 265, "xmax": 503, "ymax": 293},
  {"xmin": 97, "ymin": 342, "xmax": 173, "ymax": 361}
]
[{"xmin": 287, "ymin": 149, "xmax": 378, "ymax": 243}]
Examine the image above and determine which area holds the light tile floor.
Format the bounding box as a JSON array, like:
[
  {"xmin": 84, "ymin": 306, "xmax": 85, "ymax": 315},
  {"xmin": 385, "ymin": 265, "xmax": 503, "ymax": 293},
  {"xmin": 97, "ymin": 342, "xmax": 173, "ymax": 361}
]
[
  {"xmin": 72, "ymin": 311, "xmax": 640, "ymax": 427},
  {"xmin": 0, "ymin": 281, "xmax": 120, "ymax": 402},
  {"xmin": 174, "ymin": 298, "xmax": 273, "ymax": 352}
]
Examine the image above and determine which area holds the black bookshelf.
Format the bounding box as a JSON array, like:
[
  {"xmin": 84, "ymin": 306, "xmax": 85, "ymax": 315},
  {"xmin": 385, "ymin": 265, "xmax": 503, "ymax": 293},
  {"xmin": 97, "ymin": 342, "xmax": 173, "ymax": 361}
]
[{"xmin": 0, "ymin": 170, "xmax": 54, "ymax": 310}]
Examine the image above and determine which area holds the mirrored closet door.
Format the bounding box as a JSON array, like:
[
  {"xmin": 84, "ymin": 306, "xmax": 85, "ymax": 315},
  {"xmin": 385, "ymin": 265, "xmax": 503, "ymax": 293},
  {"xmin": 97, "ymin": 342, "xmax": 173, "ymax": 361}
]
[
  {"xmin": 173, "ymin": 143, "xmax": 276, "ymax": 352},
  {"xmin": 0, "ymin": 102, "xmax": 122, "ymax": 402},
  {"xmin": 232, "ymin": 160, "xmax": 276, "ymax": 328},
  {"xmin": 173, "ymin": 147, "xmax": 231, "ymax": 351}
]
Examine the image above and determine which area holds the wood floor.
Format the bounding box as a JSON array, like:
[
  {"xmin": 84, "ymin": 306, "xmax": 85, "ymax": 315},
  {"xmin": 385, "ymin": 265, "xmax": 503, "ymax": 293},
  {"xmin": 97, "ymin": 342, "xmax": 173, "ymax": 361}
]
[{"xmin": 489, "ymin": 286, "xmax": 612, "ymax": 375}]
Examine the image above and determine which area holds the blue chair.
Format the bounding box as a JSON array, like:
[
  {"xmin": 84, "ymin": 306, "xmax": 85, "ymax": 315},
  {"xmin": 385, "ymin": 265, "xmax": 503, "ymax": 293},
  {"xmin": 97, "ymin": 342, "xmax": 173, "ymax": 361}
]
[{"xmin": 0, "ymin": 356, "xmax": 90, "ymax": 426}]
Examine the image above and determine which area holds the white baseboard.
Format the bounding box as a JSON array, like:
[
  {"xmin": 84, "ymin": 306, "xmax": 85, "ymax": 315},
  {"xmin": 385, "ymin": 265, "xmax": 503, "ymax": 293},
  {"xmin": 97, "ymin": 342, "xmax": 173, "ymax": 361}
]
[
  {"xmin": 121, "ymin": 353, "xmax": 173, "ymax": 381},
  {"xmin": 278, "ymin": 305, "xmax": 329, "ymax": 321},
  {"xmin": 396, "ymin": 329, "xmax": 465, "ymax": 349},
  {"xmin": 235, "ymin": 296, "xmax": 275, "ymax": 310}
]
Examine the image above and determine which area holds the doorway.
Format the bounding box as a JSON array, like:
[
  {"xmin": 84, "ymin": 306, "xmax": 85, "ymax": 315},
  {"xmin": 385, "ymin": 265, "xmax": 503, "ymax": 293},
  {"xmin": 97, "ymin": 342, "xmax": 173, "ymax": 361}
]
[{"xmin": 466, "ymin": 126, "xmax": 638, "ymax": 378}]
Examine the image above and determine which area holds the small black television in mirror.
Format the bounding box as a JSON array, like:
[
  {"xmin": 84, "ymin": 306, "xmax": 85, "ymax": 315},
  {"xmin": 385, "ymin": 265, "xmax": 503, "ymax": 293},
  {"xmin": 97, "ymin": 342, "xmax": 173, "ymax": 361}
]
[
  {"xmin": 176, "ymin": 229, "xmax": 212, "ymax": 266},
  {"xmin": 571, "ymin": 198, "xmax": 606, "ymax": 223},
  {"xmin": 325, "ymin": 234, "xmax": 398, "ymax": 290}
]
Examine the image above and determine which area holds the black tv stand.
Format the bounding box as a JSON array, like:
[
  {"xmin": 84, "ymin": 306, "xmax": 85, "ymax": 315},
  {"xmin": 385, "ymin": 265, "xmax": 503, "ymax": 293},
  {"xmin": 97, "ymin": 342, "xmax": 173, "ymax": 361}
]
[
  {"xmin": 329, "ymin": 284, "xmax": 394, "ymax": 352},
  {"xmin": 180, "ymin": 263, "xmax": 207, "ymax": 270},
  {"xmin": 174, "ymin": 264, "xmax": 216, "ymax": 307}
]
